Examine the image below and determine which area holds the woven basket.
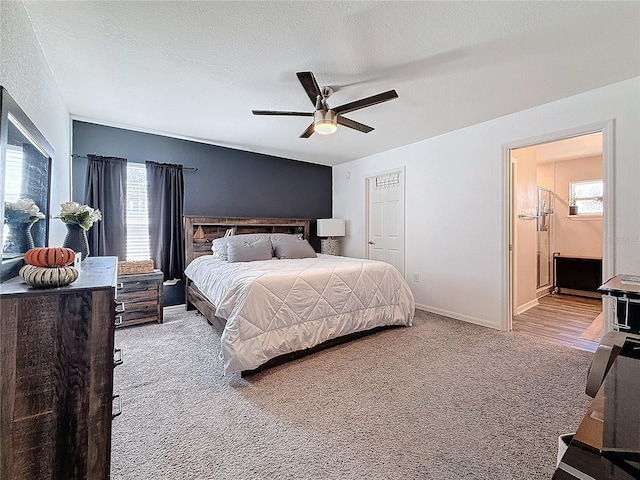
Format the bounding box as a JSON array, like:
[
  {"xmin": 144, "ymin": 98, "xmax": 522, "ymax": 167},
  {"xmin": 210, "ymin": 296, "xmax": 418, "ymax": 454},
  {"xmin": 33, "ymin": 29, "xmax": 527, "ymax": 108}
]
[{"xmin": 118, "ymin": 260, "xmax": 154, "ymax": 275}]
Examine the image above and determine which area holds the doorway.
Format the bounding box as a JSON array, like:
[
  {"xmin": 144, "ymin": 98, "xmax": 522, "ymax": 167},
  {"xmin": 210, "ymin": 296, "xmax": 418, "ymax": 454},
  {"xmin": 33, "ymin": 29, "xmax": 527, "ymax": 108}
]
[
  {"xmin": 506, "ymin": 126, "xmax": 613, "ymax": 351},
  {"xmin": 365, "ymin": 168, "xmax": 405, "ymax": 276}
]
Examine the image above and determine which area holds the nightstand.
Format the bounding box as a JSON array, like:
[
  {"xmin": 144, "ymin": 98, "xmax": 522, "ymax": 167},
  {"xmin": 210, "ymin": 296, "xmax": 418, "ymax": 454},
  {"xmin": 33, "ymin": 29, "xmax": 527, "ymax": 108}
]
[{"xmin": 116, "ymin": 269, "xmax": 164, "ymax": 327}]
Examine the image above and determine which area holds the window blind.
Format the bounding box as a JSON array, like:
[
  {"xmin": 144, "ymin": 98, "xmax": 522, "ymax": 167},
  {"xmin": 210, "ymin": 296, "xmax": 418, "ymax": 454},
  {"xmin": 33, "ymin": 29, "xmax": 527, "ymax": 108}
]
[
  {"xmin": 126, "ymin": 163, "xmax": 151, "ymax": 260},
  {"xmin": 2, "ymin": 146, "xmax": 24, "ymax": 246},
  {"xmin": 4, "ymin": 145, "xmax": 23, "ymax": 201},
  {"xmin": 570, "ymin": 179, "xmax": 603, "ymax": 215}
]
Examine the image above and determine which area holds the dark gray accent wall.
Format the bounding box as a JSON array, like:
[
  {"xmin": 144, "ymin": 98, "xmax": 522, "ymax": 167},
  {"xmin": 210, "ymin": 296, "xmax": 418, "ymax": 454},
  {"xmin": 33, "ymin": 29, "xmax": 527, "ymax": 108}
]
[{"xmin": 72, "ymin": 121, "xmax": 332, "ymax": 305}]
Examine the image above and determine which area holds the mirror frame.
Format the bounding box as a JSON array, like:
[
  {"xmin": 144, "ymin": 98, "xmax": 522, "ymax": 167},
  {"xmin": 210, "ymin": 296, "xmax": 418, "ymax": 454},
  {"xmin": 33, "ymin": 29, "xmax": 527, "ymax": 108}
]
[{"xmin": 0, "ymin": 86, "xmax": 54, "ymax": 282}]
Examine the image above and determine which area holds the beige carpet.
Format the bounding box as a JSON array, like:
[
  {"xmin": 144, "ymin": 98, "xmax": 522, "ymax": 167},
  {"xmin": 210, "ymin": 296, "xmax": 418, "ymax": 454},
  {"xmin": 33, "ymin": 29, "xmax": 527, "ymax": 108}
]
[
  {"xmin": 112, "ymin": 308, "xmax": 593, "ymax": 480},
  {"xmin": 580, "ymin": 312, "xmax": 604, "ymax": 342}
]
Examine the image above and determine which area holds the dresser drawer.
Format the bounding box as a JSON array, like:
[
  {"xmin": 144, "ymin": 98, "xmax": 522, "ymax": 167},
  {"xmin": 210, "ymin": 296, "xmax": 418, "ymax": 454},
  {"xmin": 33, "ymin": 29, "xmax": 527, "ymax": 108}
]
[{"xmin": 117, "ymin": 270, "xmax": 163, "ymax": 327}]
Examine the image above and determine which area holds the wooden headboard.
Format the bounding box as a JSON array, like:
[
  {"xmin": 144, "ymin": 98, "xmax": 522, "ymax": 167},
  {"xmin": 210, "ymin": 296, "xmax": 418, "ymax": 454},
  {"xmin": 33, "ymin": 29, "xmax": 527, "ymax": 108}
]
[{"xmin": 184, "ymin": 216, "xmax": 311, "ymax": 266}]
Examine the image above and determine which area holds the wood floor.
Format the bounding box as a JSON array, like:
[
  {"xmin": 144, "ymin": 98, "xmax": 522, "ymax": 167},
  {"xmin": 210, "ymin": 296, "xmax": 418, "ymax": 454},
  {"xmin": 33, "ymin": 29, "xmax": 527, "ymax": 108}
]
[{"xmin": 512, "ymin": 294, "xmax": 602, "ymax": 352}]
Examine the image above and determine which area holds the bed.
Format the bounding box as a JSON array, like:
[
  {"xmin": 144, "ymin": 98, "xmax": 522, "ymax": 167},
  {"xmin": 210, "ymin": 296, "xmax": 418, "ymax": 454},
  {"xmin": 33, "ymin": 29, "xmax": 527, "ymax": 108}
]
[{"xmin": 183, "ymin": 216, "xmax": 415, "ymax": 375}]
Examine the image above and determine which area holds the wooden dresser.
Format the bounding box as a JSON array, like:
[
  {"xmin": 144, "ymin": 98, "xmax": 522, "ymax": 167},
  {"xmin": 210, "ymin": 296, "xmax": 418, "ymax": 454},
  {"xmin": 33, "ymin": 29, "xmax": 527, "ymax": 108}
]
[
  {"xmin": 0, "ymin": 256, "xmax": 119, "ymax": 480},
  {"xmin": 116, "ymin": 269, "xmax": 164, "ymax": 327}
]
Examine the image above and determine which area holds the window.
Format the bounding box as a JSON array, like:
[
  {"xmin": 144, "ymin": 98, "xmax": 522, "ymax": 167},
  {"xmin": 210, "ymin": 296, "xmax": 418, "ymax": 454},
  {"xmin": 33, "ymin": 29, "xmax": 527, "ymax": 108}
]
[
  {"xmin": 4, "ymin": 145, "xmax": 23, "ymax": 202},
  {"xmin": 2, "ymin": 146, "xmax": 24, "ymax": 246},
  {"xmin": 569, "ymin": 179, "xmax": 603, "ymax": 215},
  {"xmin": 126, "ymin": 163, "xmax": 151, "ymax": 260}
]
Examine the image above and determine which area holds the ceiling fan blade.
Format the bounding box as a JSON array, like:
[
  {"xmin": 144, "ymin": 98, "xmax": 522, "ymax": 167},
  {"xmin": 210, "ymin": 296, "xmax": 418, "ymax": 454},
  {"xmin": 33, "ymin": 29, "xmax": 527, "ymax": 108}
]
[
  {"xmin": 337, "ymin": 116, "xmax": 374, "ymax": 133},
  {"xmin": 252, "ymin": 110, "xmax": 313, "ymax": 116},
  {"xmin": 296, "ymin": 71, "xmax": 322, "ymax": 106},
  {"xmin": 299, "ymin": 123, "xmax": 315, "ymax": 138},
  {"xmin": 333, "ymin": 90, "xmax": 398, "ymax": 115}
]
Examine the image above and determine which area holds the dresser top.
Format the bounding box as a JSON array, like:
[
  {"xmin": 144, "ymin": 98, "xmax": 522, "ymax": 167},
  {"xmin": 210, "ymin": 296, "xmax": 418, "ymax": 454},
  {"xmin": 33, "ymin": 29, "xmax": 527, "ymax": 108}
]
[
  {"xmin": 599, "ymin": 274, "xmax": 640, "ymax": 296},
  {"xmin": 0, "ymin": 256, "xmax": 118, "ymax": 297}
]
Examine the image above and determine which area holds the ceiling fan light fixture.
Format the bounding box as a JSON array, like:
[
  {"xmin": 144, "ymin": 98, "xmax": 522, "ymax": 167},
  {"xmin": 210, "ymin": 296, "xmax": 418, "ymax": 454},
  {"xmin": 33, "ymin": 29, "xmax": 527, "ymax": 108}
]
[
  {"xmin": 252, "ymin": 72, "xmax": 397, "ymax": 138},
  {"xmin": 313, "ymin": 109, "xmax": 337, "ymax": 135}
]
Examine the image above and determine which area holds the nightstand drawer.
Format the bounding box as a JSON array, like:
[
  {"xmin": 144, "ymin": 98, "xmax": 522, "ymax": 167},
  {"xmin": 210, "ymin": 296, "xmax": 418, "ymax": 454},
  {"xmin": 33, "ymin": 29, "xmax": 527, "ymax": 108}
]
[
  {"xmin": 116, "ymin": 269, "xmax": 164, "ymax": 327},
  {"xmin": 121, "ymin": 295, "xmax": 157, "ymax": 311},
  {"xmin": 119, "ymin": 288, "xmax": 158, "ymax": 303},
  {"xmin": 120, "ymin": 280, "xmax": 157, "ymax": 294}
]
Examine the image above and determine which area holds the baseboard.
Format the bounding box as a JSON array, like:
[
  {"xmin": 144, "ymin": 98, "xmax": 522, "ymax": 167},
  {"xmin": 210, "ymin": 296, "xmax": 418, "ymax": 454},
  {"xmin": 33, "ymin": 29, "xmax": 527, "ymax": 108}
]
[
  {"xmin": 536, "ymin": 287, "xmax": 552, "ymax": 298},
  {"xmin": 516, "ymin": 298, "xmax": 539, "ymax": 315},
  {"xmin": 415, "ymin": 303, "xmax": 500, "ymax": 330},
  {"xmin": 163, "ymin": 304, "xmax": 186, "ymax": 313},
  {"xmin": 557, "ymin": 288, "xmax": 601, "ymax": 299}
]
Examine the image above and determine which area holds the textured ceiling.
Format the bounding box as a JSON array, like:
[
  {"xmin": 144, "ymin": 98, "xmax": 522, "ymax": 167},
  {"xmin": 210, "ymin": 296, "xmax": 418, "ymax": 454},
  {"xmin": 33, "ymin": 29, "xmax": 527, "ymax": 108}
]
[{"xmin": 22, "ymin": 1, "xmax": 640, "ymax": 166}]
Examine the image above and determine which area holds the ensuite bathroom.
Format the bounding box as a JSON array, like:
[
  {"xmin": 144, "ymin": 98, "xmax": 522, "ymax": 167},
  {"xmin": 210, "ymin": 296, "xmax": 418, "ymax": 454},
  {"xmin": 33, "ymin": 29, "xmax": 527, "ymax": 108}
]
[{"xmin": 512, "ymin": 132, "xmax": 604, "ymax": 349}]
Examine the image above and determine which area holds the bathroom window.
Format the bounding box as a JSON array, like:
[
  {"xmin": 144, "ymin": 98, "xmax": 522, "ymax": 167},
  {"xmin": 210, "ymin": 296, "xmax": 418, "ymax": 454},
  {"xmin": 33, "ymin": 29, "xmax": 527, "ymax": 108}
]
[{"xmin": 569, "ymin": 179, "xmax": 603, "ymax": 215}]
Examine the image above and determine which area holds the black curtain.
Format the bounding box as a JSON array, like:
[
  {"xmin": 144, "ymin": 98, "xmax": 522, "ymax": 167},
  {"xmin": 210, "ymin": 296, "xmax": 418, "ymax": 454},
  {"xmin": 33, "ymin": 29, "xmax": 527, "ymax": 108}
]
[
  {"xmin": 84, "ymin": 155, "xmax": 127, "ymax": 258},
  {"xmin": 146, "ymin": 161, "xmax": 184, "ymax": 281}
]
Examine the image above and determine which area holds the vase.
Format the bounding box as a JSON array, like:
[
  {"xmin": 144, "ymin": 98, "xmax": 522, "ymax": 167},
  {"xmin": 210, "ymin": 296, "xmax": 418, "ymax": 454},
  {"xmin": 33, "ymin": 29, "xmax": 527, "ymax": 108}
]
[
  {"xmin": 3, "ymin": 220, "xmax": 36, "ymax": 254},
  {"xmin": 62, "ymin": 223, "xmax": 90, "ymax": 259}
]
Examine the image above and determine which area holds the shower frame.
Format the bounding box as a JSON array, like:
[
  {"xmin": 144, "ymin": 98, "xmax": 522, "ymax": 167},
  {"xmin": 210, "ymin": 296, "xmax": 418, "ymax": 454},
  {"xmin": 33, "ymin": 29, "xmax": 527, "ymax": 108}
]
[{"xmin": 536, "ymin": 186, "xmax": 554, "ymax": 290}]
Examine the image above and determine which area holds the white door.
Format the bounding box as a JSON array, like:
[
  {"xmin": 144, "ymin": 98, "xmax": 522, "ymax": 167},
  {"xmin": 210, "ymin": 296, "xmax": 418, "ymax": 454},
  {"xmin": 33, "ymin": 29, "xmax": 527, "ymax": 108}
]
[{"xmin": 367, "ymin": 169, "xmax": 405, "ymax": 275}]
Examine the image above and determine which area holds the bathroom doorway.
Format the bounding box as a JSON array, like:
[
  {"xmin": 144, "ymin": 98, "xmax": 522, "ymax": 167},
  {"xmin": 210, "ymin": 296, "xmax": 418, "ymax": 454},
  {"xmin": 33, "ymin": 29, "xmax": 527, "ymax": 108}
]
[{"xmin": 508, "ymin": 130, "xmax": 606, "ymax": 351}]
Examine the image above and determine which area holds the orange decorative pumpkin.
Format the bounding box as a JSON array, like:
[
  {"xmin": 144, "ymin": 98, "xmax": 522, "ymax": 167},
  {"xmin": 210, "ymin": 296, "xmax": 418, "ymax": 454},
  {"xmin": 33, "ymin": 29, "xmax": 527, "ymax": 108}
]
[{"xmin": 24, "ymin": 247, "xmax": 76, "ymax": 267}]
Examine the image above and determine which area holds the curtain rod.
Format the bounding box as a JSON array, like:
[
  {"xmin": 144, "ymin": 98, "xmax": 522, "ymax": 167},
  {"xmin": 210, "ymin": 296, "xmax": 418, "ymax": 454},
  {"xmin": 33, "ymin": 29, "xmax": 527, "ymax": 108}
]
[{"xmin": 71, "ymin": 154, "xmax": 198, "ymax": 172}]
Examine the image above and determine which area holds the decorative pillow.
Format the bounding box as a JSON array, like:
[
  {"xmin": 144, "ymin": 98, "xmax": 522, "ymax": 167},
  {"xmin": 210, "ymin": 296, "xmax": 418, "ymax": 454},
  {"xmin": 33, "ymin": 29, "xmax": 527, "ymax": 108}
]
[
  {"xmin": 211, "ymin": 234, "xmax": 272, "ymax": 261},
  {"xmin": 269, "ymin": 233, "xmax": 302, "ymax": 244},
  {"xmin": 272, "ymin": 238, "xmax": 317, "ymax": 259},
  {"xmin": 227, "ymin": 238, "xmax": 273, "ymax": 263}
]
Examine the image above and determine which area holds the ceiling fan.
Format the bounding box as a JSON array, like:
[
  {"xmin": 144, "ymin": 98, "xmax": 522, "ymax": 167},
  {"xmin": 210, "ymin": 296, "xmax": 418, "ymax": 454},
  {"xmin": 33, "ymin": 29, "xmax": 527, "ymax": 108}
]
[{"xmin": 252, "ymin": 71, "xmax": 398, "ymax": 138}]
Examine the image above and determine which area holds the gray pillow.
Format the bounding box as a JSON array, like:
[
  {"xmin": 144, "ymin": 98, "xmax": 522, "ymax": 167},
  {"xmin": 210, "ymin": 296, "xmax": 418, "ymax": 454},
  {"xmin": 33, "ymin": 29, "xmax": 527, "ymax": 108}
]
[
  {"xmin": 227, "ymin": 238, "xmax": 273, "ymax": 262},
  {"xmin": 272, "ymin": 238, "xmax": 317, "ymax": 259},
  {"xmin": 269, "ymin": 233, "xmax": 302, "ymax": 244},
  {"xmin": 212, "ymin": 234, "xmax": 272, "ymax": 261}
]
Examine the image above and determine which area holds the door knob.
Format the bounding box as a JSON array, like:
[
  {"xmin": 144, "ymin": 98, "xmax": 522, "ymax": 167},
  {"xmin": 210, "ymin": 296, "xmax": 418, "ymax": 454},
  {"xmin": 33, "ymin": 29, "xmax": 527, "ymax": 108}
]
[{"xmin": 368, "ymin": 241, "xmax": 375, "ymax": 245}]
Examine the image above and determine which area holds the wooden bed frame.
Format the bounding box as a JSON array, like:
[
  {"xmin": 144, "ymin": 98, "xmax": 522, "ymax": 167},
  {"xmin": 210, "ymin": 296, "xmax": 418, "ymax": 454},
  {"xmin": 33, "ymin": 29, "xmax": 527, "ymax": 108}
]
[{"xmin": 183, "ymin": 216, "xmax": 398, "ymax": 375}]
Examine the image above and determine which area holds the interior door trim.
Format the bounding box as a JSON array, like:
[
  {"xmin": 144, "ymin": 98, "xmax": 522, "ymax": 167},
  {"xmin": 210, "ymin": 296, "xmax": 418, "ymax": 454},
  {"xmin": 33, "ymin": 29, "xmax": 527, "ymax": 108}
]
[
  {"xmin": 364, "ymin": 166, "xmax": 406, "ymax": 275},
  {"xmin": 502, "ymin": 120, "xmax": 614, "ymax": 332}
]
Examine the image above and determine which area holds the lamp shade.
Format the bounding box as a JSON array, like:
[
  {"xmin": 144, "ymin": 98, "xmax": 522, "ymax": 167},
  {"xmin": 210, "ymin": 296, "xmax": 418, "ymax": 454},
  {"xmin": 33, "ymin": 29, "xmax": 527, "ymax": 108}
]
[{"xmin": 317, "ymin": 218, "xmax": 345, "ymax": 237}]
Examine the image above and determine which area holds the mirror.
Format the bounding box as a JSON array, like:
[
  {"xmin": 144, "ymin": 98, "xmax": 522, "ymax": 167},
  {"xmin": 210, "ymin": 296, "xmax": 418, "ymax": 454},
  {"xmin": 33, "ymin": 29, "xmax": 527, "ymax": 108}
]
[{"xmin": 0, "ymin": 86, "xmax": 53, "ymax": 281}]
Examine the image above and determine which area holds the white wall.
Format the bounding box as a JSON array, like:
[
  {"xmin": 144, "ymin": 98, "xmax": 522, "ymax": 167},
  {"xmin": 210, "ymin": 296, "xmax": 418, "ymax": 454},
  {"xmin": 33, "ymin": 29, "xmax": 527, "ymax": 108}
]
[
  {"xmin": 0, "ymin": 0, "xmax": 70, "ymax": 246},
  {"xmin": 333, "ymin": 77, "xmax": 640, "ymax": 330}
]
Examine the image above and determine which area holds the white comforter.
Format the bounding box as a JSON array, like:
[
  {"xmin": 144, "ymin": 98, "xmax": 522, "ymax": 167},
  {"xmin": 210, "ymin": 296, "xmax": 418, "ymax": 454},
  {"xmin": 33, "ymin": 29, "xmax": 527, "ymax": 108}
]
[{"xmin": 184, "ymin": 254, "xmax": 415, "ymax": 374}]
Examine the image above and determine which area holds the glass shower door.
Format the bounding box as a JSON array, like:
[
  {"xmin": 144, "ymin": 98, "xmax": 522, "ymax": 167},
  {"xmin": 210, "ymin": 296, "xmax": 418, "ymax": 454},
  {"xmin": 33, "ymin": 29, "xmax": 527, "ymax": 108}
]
[{"xmin": 537, "ymin": 187, "xmax": 553, "ymax": 289}]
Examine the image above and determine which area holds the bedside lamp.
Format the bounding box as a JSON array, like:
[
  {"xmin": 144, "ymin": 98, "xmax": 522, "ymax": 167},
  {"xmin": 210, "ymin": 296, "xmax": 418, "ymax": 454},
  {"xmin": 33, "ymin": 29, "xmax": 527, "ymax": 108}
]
[{"xmin": 317, "ymin": 218, "xmax": 345, "ymax": 255}]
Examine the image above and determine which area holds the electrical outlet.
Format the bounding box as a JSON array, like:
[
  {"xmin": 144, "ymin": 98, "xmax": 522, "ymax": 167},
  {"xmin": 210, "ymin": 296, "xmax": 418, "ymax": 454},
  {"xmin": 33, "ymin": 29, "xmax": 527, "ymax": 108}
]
[{"xmin": 413, "ymin": 273, "xmax": 420, "ymax": 282}]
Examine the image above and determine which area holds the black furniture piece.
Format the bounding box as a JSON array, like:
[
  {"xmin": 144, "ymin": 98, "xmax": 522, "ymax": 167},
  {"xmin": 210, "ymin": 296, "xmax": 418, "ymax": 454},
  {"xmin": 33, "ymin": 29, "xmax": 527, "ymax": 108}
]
[
  {"xmin": 599, "ymin": 275, "xmax": 640, "ymax": 335},
  {"xmin": 553, "ymin": 337, "xmax": 640, "ymax": 479},
  {"xmin": 554, "ymin": 255, "xmax": 602, "ymax": 298}
]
